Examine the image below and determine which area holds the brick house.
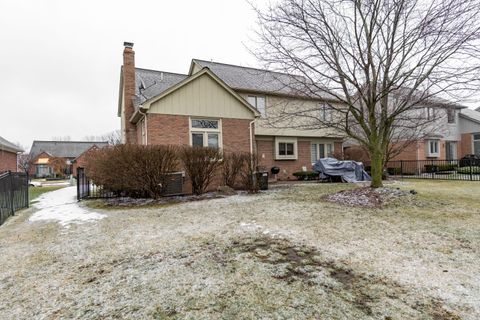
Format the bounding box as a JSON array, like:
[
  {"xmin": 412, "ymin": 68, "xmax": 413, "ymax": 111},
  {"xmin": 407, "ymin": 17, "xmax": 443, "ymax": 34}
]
[
  {"xmin": 29, "ymin": 141, "xmax": 108, "ymax": 178},
  {"xmin": 118, "ymin": 42, "xmax": 344, "ymax": 181},
  {"xmin": 343, "ymin": 100, "xmax": 480, "ymax": 163},
  {"xmin": 0, "ymin": 136, "xmax": 23, "ymax": 173}
]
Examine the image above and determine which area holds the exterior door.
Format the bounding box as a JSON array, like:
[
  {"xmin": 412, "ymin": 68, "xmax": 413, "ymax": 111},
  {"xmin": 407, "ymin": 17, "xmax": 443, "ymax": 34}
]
[{"xmin": 446, "ymin": 141, "xmax": 457, "ymax": 161}]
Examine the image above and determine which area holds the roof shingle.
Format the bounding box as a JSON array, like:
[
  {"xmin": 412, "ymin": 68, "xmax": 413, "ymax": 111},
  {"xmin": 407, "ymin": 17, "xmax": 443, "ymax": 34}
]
[{"xmin": 30, "ymin": 141, "xmax": 109, "ymax": 158}]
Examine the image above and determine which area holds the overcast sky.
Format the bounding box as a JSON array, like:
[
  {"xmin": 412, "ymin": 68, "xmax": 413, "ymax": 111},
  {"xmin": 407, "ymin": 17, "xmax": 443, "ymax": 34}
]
[{"xmin": 0, "ymin": 0, "xmax": 266, "ymax": 150}]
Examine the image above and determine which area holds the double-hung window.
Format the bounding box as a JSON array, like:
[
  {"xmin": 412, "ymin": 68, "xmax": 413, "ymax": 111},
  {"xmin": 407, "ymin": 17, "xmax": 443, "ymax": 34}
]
[
  {"xmin": 247, "ymin": 95, "xmax": 266, "ymax": 117},
  {"xmin": 447, "ymin": 108, "xmax": 455, "ymax": 124},
  {"xmin": 426, "ymin": 140, "xmax": 440, "ymax": 157},
  {"xmin": 474, "ymin": 134, "xmax": 480, "ymax": 156},
  {"xmin": 319, "ymin": 103, "xmax": 333, "ymax": 122},
  {"xmin": 425, "ymin": 107, "xmax": 436, "ymax": 120},
  {"xmin": 311, "ymin": 142, "xmax": 334, "ymax": 163},
  {"xmin": 275, "ymin": 137, "xmax": 297, "ymax": 160},
  {"xmin": 190, "ymin": 119, "xmax": 221, "ymax": 149}
]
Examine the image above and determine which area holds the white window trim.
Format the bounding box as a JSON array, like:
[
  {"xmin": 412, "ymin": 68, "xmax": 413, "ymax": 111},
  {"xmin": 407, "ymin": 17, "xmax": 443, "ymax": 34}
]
[
  {"xmin": 189, "ymin": 118, "xmax": 223, "ymax": 149},
  {"xmin": 426, "ymin": 139, "xmax": 440, "ymax": 158},
  {"xmin": 275, "ymin": 137, "xmax": 298, "ymax": 160}
]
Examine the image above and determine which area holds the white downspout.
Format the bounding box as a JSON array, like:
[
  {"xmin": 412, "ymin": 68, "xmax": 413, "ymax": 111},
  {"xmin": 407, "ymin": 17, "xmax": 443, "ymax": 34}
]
[
  {"xmin": 249, "ymin": 119, "xmax": 256, "ymax": 154},
  {"xmin": 139, "ymin": 109, "xmax": 148, "ymax": 145}
]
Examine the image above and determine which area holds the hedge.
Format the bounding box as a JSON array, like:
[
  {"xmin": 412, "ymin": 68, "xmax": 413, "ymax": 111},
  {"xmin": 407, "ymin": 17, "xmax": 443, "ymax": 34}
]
[{"xmin": 293, "ymin": 171, "xmax": 319, "ymax": 180}]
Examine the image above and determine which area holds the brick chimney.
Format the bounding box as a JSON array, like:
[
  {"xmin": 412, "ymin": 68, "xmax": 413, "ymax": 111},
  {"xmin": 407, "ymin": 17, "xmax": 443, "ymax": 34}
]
[{"xmin": 122, "ymin": 41, "xmax": 137, "ymax": 144}]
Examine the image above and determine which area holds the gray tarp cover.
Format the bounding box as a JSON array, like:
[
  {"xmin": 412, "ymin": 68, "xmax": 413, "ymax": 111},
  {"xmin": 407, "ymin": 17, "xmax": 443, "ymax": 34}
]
[{"xmin": 313, "ymin": 158, "xmax": 371, "ymax": 182}]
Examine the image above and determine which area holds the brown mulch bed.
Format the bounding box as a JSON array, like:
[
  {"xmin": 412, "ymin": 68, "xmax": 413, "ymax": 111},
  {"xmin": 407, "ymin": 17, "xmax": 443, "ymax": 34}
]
[{"xmin": 325, "ymin": 187, "xmax": 412, "ymax": 208}]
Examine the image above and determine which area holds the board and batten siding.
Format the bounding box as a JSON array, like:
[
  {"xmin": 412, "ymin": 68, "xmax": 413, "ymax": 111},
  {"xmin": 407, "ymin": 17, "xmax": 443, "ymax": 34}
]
[{"xmin": 148, "ymin": 73, "xmax": 255, "ymax": 120}]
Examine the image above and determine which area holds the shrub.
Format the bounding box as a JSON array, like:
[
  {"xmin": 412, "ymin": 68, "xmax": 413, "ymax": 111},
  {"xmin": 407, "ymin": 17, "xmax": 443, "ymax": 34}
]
[
  {"xmin": 85, "ymin": 144, "xmax": 180, "ymax": 198},
  {"xmin": 180, "ymin": 146, "xmax": 222, "ymax": 195},
  {"xmin": 424, "ymin": 164, "xmax": 456, "ymax": 173},
  {"xmin": 221, "ymin": 151, "xmax": 247, "ymax": 188},
  {"xmin": 457, "ymin": 166, "xmax": 480, "ymax": 174},
  {"xmin": 292, "ymin": 171, "xmax": 318, "ymax": 180},
  {"xmin": 386, "ymin": 167, "xmax": 401, "ymax": 175},
  {"xmin": 238, "ymin": 153, "xmax": 260, "ymax": 193}
]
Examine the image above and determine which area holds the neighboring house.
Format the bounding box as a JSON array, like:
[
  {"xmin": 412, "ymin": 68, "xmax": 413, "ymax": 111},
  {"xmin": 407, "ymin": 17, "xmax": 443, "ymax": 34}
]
[
  {"xmin": 29, "ymin": 141, "xmax": 109, "ymax": 178},
  {"xmin": 458, "ymin": 108, "xmax": 480, "ymax": 157},
  {"xmin": 0, "ymin": 136, "xmax": 23, "ymax": 173},
  {"xmin": 118, "ymin": 42, "xmax": 343, "ymax": 180},
  {"xmin": 71, "ymin": 145, "xmax": 105, "ymax": 177},
  {"xmin": 344, "ymin": 97, "xmax": 480, "ymax": 162}
]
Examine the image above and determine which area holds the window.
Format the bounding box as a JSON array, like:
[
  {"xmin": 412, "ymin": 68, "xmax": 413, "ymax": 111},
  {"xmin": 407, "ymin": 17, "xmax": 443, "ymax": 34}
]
[
  {"xmin": 447, "ymin": 108, "xmax": 455, "ymax": 124},
  {"xmin": 190, "ymin": 118, "xmax": 221, "ymax": 149},
  {"xmin": 275, "ymin": 137, "xmax": 297, "ymax": 160},
  {"xmin": 311, "ymin": 142, "xmax": 334, "ymax": 163},
  {"xmin": 247, "ymin": 95, "xmax": 266, "ymax": 117},
  {"xmin": 425, "ymin": 107, "xmax": 436, "ymax": 120},
  {"xmin": 474, "ymin": 134, "xmax": 480, "ymax": 156},
  {"xmin": 319, "ymin": 104, "xmax": 333, "ymax": 122},
  {"xmin": 426, "ymin": 140, "xmax": 440, "ymax": 157}
]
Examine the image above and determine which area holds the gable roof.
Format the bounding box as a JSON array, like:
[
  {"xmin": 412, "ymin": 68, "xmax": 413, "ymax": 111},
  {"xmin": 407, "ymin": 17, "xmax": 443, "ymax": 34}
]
[
  {"xmin": 133, "ymin": 68, "xmax": 188, "ymax": 107},
  {"xmin": 0, "ymin": 136, "xmax": 23, "ymax": 153},
  {"xmin": 189, "ymin": 59, "xmax": 337, "ymax": 100},
  {"xmin": 30, "ymin": 141, "xmax": 109, "ymax": 159},
  {"xmin": 130, "ymin": 67, "xmax": 260, "ymax": 122},
  {"xmin": 460, "ymin": 108, "xmax": 480, "ymax": 124}
]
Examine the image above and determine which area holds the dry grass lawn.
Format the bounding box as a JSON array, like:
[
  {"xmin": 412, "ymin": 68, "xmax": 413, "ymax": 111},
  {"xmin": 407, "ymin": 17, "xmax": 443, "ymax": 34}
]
[{"xmin": 0, "ymin": 180, "xmax": 479, "ymax": 319}]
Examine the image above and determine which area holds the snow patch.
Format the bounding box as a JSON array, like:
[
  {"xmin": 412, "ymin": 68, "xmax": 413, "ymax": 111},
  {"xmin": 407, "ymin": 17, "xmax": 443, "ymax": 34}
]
[{"xmin": 29, "ymin": 186, "xmax": 105, "ymax": 227}]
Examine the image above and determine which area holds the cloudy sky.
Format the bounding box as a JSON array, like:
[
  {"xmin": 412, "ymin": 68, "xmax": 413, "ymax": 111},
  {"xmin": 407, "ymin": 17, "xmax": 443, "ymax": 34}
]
[{"xmin": 0, "ymin": 0, "xmax": 265, "ymax": 150}]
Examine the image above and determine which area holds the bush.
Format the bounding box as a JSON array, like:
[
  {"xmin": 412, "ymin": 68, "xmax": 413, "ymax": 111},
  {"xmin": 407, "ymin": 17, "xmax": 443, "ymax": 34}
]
[
  {"xmin": 457, "ymin": 166, "xmax": 480, "ymax": 174},
  {"xmin": 85, "ymin": 144, "xmax": 180, "ymax": 198},
  {"xmin": 180, "ymin": 146, "xmax": 222, "ymax": 195},
  {"xmin": 424, "ymin": 164, "xmax": 457, "ymax": 173},
  {"xmin": 238, "ymin": 153, "xmax": 260, "ymax": 193},
  {"xmin": 292, "ymin": 171, "xmax": 318, "ymax": 180},
  {"xmin": 221, "ymin": 151, "xmax": 247, "ymax": 188},
  {"xmin": 386, "ymin": 167, "xmax": 401, "ymax": 175}
]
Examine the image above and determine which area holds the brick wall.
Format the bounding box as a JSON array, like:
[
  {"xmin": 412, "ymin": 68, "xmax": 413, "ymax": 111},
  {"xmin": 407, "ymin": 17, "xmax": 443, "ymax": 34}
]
[
  {"xmin": 0, "ymin": 150, "xmax": 18, "ymax": 172},
  {"xmin": 220, "ymin": 118, "xmax": 252, "ymax": 153},
  {"xmin": 257, "ymin": 139, "xmax": 313, "ymax": 180},
  {"xmin": 147, "ymin": 114, "xmax": 190, "ymax": 146},
  {"xmin": 460, "ymin": 133, "xmax": 473, "ymax": 157}
]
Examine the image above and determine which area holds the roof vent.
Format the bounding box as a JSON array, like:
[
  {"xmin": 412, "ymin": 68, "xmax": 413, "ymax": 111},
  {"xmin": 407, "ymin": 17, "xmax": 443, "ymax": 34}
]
[
  {"xmin": 123, "ymin": 42, "xmax": 134, "ymax": 48},
  {"xmin": 160, "ymin": 72, "xmax": 164, "ymax": 82}
]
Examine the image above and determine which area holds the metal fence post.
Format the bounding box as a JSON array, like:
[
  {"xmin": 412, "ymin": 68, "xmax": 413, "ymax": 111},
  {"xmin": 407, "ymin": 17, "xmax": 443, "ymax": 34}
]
[
  {"xmin": 470, "ymin": 159, "xmax": 473, "ymax": 181},
  {"xmin": 400, "ymin": 160, "xmax": 404, "ymax": 179}
]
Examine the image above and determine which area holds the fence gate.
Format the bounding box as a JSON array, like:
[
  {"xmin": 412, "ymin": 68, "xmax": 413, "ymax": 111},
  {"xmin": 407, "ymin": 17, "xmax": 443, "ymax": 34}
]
[
  {"xmin": 77, "ymin": 168, "xmax": 90, "ymax": 200},
  {"xmin": 0, "ymin": 171, "xmax": 29, "ymax": 226}
]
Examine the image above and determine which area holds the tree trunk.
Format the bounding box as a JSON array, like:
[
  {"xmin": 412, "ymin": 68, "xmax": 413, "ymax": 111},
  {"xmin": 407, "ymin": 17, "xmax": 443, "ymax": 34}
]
[{"xmin": 370, "ymin": 150, "xmax": 384, "ymax": 188}]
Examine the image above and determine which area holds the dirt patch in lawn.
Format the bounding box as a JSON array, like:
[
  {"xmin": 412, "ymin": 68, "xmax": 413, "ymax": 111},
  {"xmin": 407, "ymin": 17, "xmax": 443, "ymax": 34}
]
[
  {"xmin": 228, "ymin": 236, "xmax": 460, "ymax": 319},
  {"xmin": 325, "ymin": 186, "xmax": 414, "ymax": 208}
]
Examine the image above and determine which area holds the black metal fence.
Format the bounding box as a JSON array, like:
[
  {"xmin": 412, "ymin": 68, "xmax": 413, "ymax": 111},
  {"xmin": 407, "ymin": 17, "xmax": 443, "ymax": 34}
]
[
  {"xmin": 76, "ymin": 167, "xmax": 185, "ymax": 200},
  {"xmin": 0, "ymin": 171, "xmax": 29, "ymax": 225},
  {"xmin": 372, "ymin": 159, "xmax": 480, "ymax": 181}
]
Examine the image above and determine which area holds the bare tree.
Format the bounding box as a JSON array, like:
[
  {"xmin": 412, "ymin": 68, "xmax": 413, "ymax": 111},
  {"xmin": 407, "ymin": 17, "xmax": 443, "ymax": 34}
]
[
  {"xmin": 253, "ymin": 0, "xmax": 480, "ymax": 187},
  {"xmin": 18, "ymin": 152, "xmax": 33, "ymax": 174},
  {"xmin": 83, "ymin": 130, "xmax": 121, "ymax": 146},
  {"xmin": 51, "ymin": 136, "xmax": 71, "ymax": 141}
]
